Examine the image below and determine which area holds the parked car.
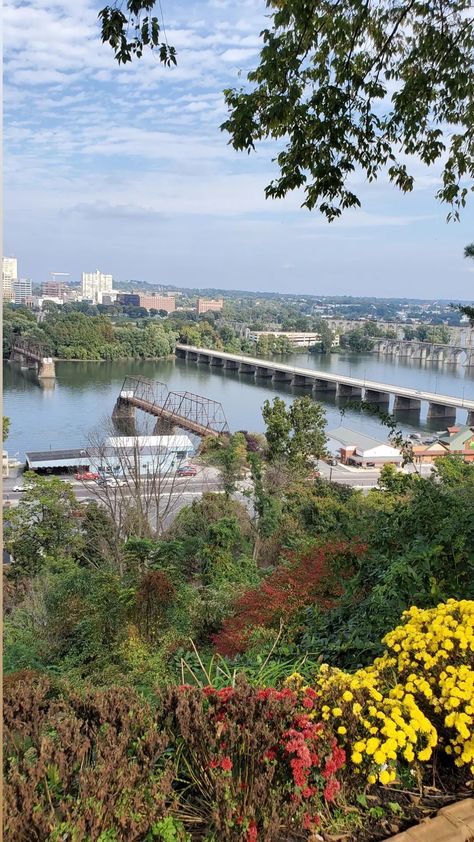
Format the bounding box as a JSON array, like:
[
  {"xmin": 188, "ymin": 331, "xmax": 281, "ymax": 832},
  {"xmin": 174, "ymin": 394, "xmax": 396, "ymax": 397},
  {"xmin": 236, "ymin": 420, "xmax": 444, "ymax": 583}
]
[
  {"xmin": 176, "ymin": 465, "xmax": 197, "ymax": 477},
  {"xmin": 12, "ymin": 486, "xmax": 27, "ymax": 492},
  {"xmin": 97, "ymin": 477, "xmax": 127, "ymax": 487},
  {"xmin": 75, "ymin": 471, "xmax": 100, "ymax": 481}
]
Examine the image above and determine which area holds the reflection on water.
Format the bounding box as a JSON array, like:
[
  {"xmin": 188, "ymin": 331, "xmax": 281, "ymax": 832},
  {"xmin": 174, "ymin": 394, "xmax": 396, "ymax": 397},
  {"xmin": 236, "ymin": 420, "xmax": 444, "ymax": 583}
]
[{"xmin": 4, "ymin": 351, "xmax": 474, "ymax": 459}]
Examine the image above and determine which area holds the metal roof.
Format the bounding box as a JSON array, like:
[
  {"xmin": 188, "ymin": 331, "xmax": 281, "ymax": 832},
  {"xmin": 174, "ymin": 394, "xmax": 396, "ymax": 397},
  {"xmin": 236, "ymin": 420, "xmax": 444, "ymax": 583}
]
[
  {"xmin": 26, "ymin": 448, "xmax": 88, "ymax": 462},
  {"xmin": 327, "ymin": 427, "xmax": 389, "ymax": 451}
]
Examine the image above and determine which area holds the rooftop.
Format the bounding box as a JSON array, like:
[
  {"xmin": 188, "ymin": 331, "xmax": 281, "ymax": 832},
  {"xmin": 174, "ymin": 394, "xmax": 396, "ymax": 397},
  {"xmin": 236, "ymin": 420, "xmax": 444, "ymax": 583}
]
[{"xmin": 327, "ymin": 426, "xmax": 389, "ymax": 451}]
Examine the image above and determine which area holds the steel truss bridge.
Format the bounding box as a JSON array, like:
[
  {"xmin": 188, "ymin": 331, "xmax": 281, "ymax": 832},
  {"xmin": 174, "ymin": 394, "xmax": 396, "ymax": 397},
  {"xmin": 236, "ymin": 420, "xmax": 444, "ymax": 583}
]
[{"xmin": 113, "ymin": 376, "xmax": 229, "ymax": 437}]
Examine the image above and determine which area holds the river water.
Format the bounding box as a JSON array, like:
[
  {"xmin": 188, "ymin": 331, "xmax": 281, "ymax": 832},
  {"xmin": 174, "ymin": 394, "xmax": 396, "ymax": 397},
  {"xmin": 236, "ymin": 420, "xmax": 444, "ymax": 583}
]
[{"xmin": 4, "ymin": 352, "xmax": 474, "ymax": 459}]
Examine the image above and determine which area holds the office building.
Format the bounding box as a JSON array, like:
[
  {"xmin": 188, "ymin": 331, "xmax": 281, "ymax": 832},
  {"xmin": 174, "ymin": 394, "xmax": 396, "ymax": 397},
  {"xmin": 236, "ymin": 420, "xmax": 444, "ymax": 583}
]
[
  {"xmin": 118, "ymin": 293, "xmax": 176, "ymax": 313},
  {"xmin": 12, "ymin": 278, "xmax": 33, "ymax": 305},
  {"xmin": 197, "ymin": 298, "xmax": 224, "ymax": 315},
  {"xmin": 3, "ymin": 257, "xmax": 18, "ymax": 300},
  {"xmin": 81, "ymin": 270, "xmax": 113, "ymax": 303}
]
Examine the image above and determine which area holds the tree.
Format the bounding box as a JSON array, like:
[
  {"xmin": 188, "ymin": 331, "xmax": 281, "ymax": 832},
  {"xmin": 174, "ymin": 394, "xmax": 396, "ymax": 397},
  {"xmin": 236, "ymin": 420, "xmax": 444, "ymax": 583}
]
[
  {"xmin": 220, "ymin": 432, "xmax": 248, "ymax": 497},
  {"xmin": 461, "ymin": 245, "xmax": 474, "ymax": 324},
  {"xmin": 222, "ymin": 0, "xmax": 474, "ymax": 220},
  {"xmin": 263, "ymin": 396, "xmax": 327, "ymax": 470},
  {"xmin": 288, "ymin": 396, "xmax": 328, "ymax": 469},
  {"xmin": 262, "ymin": 397, "xmax": 292, "ymax": 461},
  {"xmin": 4, "ymin": 473, "xmax": 84, "ymax": 578},
  {"xmin": 3, "ymin": 416, "xmax": 10, "ymax": 442}
]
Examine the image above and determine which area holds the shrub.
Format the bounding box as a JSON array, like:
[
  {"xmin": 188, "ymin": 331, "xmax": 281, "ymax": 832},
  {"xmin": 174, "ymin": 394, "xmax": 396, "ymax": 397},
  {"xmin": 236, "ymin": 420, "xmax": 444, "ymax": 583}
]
[
  {"xmin": 214, "ymin": 540, "xmax": 365, "ymax": 656},
  {"xmin": 159, "ymin": 677, "xmax": 346, "ymax": 840},
  {"xmin": 290, "ymin": 598, "xmax": 474, "ymax": 787},
  {"xmin": 3, "ymin": 672, "xmax": 175, "ymax": 841}
]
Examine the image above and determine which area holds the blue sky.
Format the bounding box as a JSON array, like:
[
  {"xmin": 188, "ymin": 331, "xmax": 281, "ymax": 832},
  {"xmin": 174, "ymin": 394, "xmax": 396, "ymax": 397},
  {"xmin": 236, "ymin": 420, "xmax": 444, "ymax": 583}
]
[{"xmin": 4, "ymin": 0, "xmax": 474, "ymax": 298}]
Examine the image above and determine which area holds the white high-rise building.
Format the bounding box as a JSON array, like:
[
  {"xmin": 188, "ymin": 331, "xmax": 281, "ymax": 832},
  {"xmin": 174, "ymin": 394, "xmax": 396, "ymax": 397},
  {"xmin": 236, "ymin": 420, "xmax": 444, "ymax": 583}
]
[
  {"xmin": 3, "ymin": 257, "xmax": 18, "ymax": 300},
  {"xmin": 81, "ymin": 270, "xmax": 113, "ymax": 303},
  {"xmin": 13, "ymin": 278, "xmax": 33, "ymax": 304}
]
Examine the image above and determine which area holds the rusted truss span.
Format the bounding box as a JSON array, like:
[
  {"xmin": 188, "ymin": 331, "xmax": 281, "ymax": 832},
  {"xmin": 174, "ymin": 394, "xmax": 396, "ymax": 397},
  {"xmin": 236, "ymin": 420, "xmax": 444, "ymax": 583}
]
[
  {"xmin": 10, "ymin": 334, "xmax": 56, "ymax": 378},
  {"xmin": 10, "ymin": 334, "xmax": 51, "ymax": 363},
  {"xmin": 115, "ymin": 376, "xmax": 229, "ymax": 437}
]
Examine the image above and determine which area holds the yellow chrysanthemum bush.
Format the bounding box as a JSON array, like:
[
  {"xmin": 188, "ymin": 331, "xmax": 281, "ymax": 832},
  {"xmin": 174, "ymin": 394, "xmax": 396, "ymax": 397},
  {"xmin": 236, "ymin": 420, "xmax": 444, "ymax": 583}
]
[{"xmin": 286, "ymin": 599, "xmax": 474, "ymax": 787}]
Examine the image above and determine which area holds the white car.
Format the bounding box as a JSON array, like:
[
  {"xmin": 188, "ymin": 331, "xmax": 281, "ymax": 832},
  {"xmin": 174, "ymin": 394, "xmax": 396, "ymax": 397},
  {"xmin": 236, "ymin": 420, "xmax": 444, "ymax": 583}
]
[{"xmin": 12, "ymin": 485, "xmax": 28, "ymax": 492}]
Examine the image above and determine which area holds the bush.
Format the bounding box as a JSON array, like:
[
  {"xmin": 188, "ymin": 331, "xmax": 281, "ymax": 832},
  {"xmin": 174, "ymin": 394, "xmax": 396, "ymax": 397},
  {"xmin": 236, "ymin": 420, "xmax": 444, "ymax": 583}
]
[
  {"xmin": 159, "ymin": 677, "xmax": 346, "ymax": 840},
  {"xmin": 291, "ymin": 598, "xmax": 474, "ymax": 787},
  {"xmin": 3, "ymin": 672, "xmax": 175, "ymax": 842}
]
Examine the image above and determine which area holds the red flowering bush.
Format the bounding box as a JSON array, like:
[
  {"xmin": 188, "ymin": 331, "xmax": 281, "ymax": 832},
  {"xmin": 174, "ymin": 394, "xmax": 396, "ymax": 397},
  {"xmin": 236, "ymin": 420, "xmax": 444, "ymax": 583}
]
[
  {"xmin": 159, "ymin": 677, "xmax": 346, "ymax": 840},
  {"xmin": 214, "ymin": 540, "xmax": 365, "ymax": 656}
]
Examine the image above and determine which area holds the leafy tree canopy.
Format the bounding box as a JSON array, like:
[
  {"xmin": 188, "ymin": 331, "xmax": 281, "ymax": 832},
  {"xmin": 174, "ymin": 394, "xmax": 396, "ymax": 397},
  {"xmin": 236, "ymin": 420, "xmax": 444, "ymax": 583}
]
[{"xmin": 100, "ymin": 0, "xmax": 474, "ymax": 220}]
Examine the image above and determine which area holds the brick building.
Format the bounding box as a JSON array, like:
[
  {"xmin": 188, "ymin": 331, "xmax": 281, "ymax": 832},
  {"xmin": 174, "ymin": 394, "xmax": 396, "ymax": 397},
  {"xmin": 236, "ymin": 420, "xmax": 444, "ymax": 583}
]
[{"xmin": 197, "ymin": 298, "xmax": 224, "ymax": 315}]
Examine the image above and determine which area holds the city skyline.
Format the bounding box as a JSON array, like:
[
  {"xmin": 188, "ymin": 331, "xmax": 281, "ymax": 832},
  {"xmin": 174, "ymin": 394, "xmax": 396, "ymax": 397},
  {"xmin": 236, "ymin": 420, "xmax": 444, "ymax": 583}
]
[{"xmin": 4, "ymin": 0, "xmax": 474, "ymax": 298}]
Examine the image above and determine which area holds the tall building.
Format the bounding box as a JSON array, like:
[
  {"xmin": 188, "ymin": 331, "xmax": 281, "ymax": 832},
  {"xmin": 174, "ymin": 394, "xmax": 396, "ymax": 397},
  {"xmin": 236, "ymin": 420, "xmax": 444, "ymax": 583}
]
[
  {"xmin": 3, "ymin": 257, "xmax": 18, "ymax": 300},
  {"xmin": 12, "ymin": 278, "xmax": 33, "ymax": 305},
  {"xmin": 197, "ymin": 298, "xmax": 224, "ymax": 315},
  {"xmin": 81, "ymin": 270, "xmax": 113, "ymax": 303}
]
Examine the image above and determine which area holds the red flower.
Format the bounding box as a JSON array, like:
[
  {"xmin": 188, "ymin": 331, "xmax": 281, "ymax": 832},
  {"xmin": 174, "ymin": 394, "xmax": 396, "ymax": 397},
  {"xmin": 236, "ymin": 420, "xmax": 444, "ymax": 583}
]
[
  {"xmin": 302, "ymin": 695, "xmax": 314, "ymax": 709},
  {"xmin": 247, "ymin": 820, "xmax": 258, "ymax": 841},
  {"xmin": 323, "ymin": 778, "xmax": 341, "ymax": 803},
  {"xmin": 209, "ymin": 759, "xmax": 219, "ymax": 769},
  {"xmin": 262, "ymin": 749, "xmax": 277, "ymax": 762},
  {"xmin": 220, "ymin": 756, "xmax": 233, "ymax": 771}
]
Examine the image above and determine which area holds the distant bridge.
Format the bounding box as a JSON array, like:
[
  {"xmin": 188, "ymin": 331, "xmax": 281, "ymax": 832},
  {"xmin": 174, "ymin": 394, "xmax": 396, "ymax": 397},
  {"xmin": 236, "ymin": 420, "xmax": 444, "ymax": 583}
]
[
  {"xmin": 10, "ymin": 335, "xmax": 55, "ymax": 379},
  {"xmin": 112, "ymin": 376, "xmax": 229, "ymax": 437},
  {"xmin": 176, "ymin": 344, "xmax": 474, "ymax": 425},
  {"xmin": 372, "ymin": 338, "xmax": 474, "ymax": 367}
]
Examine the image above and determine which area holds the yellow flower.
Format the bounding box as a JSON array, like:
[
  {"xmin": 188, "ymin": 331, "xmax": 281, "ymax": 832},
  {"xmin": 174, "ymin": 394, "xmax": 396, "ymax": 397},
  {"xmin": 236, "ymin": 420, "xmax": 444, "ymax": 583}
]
[
  {"xmin": 379, "ymin": 769, "xmax": 391, "ymax": 785},
  {"xmin": 342, "ymin": 691, "xmax": 353, "ymax": 702},
  {"xmin": 337, "ymin": 726, "xmax": 347, "ymax": 735},
  {"xmin": 332, "ymin": 707, "xmax": 343, "ymax": 717},
  {"xmin": 351, "ymin": 751, "xmax": 363, "ymax": 764}
]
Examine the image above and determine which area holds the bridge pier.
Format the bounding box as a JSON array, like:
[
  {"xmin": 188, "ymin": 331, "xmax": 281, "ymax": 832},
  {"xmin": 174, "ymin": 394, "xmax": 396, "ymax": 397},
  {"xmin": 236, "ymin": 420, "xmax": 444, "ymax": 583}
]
[
  {"xmin": 187, "ymin": 351, "xmax": 199, "ymax": 362},
  {"xmin": 256, "ymin": 366, "xmax": 274, "ymax": 378},
  {"xmin": 175, "ymin": 347, "xmax": 187, "ymax": 359},
  {"xmin": 112, "ymin": 398, "xmax": 137, "ymax": 435},
  {"xmin": 464, "ymin": 352, "xmax": 474, "ymax": 368},
  {"xmin": 394, "ymin": 396, "xmax": 421, "ymax": 412},
  {"xmin": 38, "ymin": 358, "xmax": 56, "ymax": 379},
  {"xmin": 338, "ymin": 384, "xmax": 363, "ymax": 398},
  {"xmin": 154, "ymin": 418, "xmax": 177, "ymax": 435},
  {"xmin": 314, "ymin": 378, "xmax": 337, "ymax": 391},
  {"xmin": 225, "ymin": 359, "xmax": 240, "ymax": 370},
  {"xmin": 239, "ymin": 362, "xmax": 257, "ymax": 375},
  {"xmin": 210, "ymin": 356, "xmax": 225, "ymax": 367},
  {"xmin": 273, "ymin": 370, "xmax": 293, "ymax": 382},
  {"xmin": 364, "ymin": 388, "xmax": 390, "ymax": 404},
  {"xmin": 427, "ymin": 402, "xmax": 456, "ymax": 421},
  {"xmin": 292, "ymin": 374, "xmax": 315, "ymax": 387},
  {"xmin": 198, "ymin": 353, "xmax": 211, "ymax": 364}
]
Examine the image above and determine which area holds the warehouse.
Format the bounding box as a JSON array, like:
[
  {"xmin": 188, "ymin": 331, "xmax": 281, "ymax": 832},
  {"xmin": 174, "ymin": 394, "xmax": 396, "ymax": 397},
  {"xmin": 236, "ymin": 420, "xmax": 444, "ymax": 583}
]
[{"xmin": 327, "ymin": 427, "xmax": 402, "ymax": 467}]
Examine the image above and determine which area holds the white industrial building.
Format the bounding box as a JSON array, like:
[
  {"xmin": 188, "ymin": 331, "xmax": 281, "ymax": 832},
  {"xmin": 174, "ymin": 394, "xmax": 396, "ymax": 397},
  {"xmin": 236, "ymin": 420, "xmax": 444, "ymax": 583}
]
[
  {"xmin": 25, "ymin": 435, "xmax": 195, "ymax": 475},
  {"xmin": 327, "ymin": 427, "xmax": 402, "ymax": 467}
]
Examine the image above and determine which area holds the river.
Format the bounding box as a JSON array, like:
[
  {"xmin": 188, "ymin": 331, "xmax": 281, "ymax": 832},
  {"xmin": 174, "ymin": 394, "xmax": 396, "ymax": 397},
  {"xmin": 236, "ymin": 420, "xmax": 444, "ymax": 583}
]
[{"xmin": 4, "ymin": 352, "xmax": 474, "ymax": 459}]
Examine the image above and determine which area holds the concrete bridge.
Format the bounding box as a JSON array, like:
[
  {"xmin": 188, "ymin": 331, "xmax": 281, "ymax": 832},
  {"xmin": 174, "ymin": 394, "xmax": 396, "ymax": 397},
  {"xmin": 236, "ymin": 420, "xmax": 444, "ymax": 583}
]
[
  {"xmin": 112, "ymin": 376, "xmax": 229, "ymax": 437},
  {"xmin": 372, "ymin": 338, "xmax": 474, "ymax": 367},
  {"xmin": 9, "ymin": 336, "xmax": 55, "ymax": 379},
  {"xmin": 176, "ymin": 344, "xmax": 474, "ymax": 425}
]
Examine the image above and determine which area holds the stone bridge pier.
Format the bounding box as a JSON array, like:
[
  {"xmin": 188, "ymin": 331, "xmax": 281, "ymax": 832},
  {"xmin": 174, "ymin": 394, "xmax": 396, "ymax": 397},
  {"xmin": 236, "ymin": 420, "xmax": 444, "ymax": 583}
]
[
  {"xmin": 112, "ymin": 397, "xmax": 137, "ymax": 434},
  {"xmin": 394, "ymin": 396, "xmax": 421, "ymax": 413},
  {"xmin": 364, "ymin": 388, "xmax": 390, "ymax": 404},
  {"xmin": 38, "ymin": 358, "xmax": 56, "ymax": 379},
  {"xmin": 427, "ymin": 402, "xmax": 456, "ymax": 421},
  {"xmin": 314, "ymin": 379, "xmax": 337, "ymax": 391},
  {"xmin": 240, "ymin": 362, "xmax": 257, "ymax": 375},
  {"xmin": 210, "ymin": 356, "xmax": 224, "ymax": 367},
  {"xmin": 256, "ymin": 366, "xmax": 274, "ymax": 378},
  {"xmin": 273, "ymin": 370, "xmax": 293, "ymax": 382},
  {"xmin": 338, "ymin": 384, "xmax": 363, "ymax": 398}
]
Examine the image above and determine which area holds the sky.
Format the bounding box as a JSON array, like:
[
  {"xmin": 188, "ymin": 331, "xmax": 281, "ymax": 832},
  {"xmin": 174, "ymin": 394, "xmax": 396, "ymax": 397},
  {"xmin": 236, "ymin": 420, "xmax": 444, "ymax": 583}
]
[{"xmin": 4, "ymin": 0, "xmax": 474, "ymax": 298}]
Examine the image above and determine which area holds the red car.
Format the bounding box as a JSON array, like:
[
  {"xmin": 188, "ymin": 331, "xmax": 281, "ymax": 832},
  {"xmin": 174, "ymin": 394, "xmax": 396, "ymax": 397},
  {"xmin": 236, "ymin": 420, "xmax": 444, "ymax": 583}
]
[
  {"xmin": 177, "ymin": 465, "xmax": 197, "ymax": 477},
  {"xmin": 75, "ymin": 471, "xmax": 100, "ymax": 481}
]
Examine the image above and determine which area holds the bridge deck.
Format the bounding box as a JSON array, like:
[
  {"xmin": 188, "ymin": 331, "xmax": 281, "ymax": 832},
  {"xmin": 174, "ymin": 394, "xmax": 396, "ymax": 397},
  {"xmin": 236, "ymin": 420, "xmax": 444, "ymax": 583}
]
[{"xmin": 176, "ymin": 344, "xmax": 474, "ymax": 412}]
